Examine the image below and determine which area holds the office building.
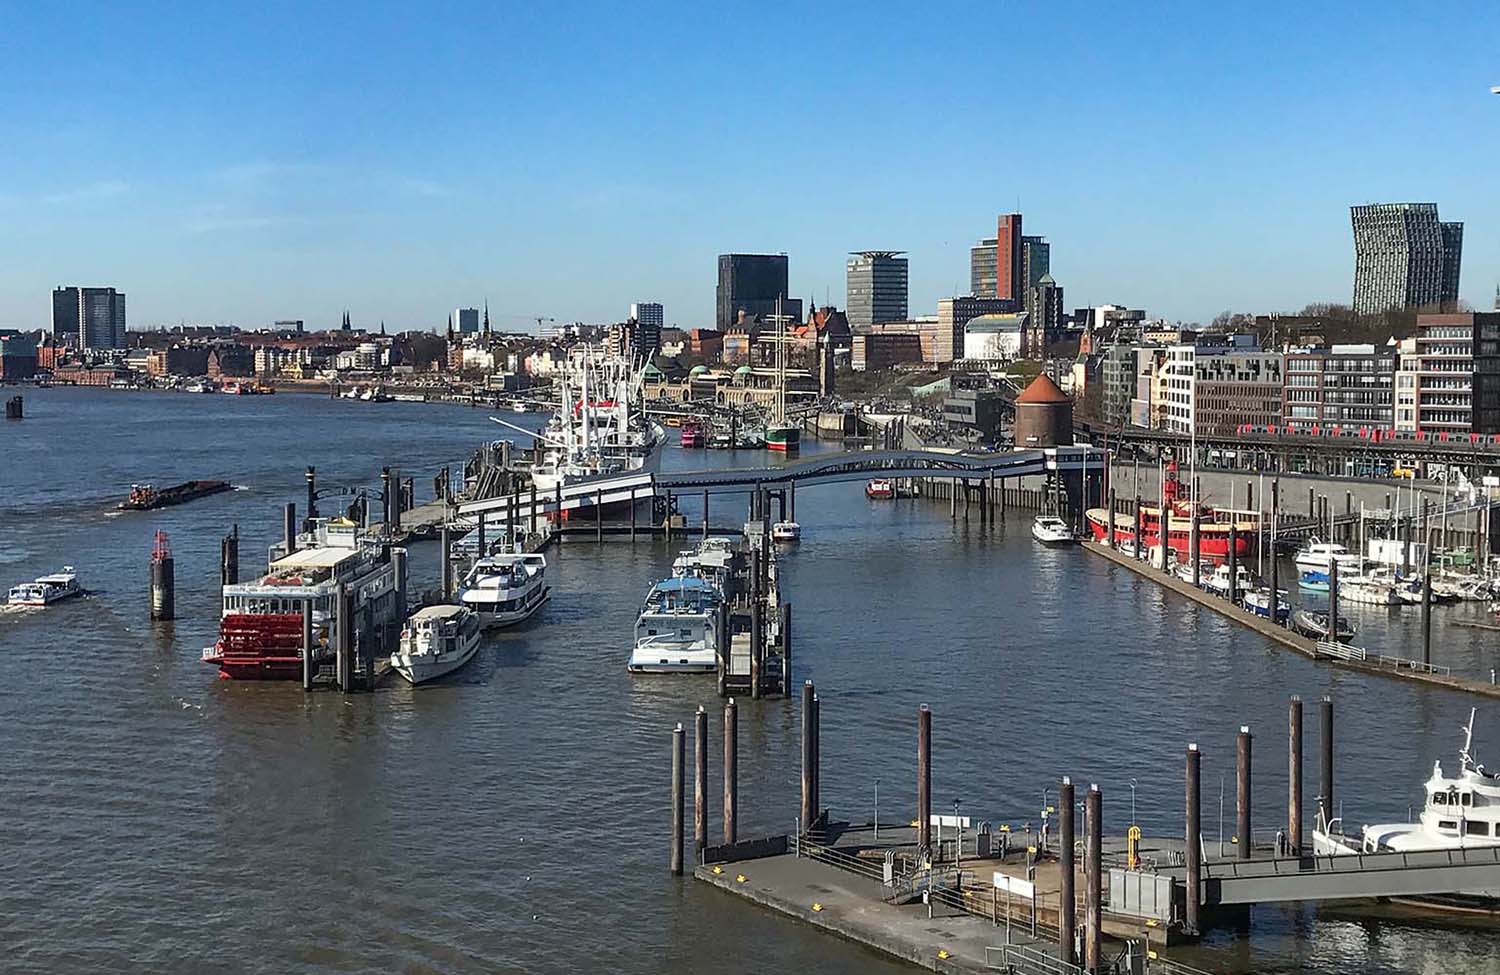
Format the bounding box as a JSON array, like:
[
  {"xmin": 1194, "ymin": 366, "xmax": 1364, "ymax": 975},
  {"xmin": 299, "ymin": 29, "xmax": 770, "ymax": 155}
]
[
  {"xmin": 1024, "ymin": 274, "xmax": 1064, "ymax": 358},
  {"xmin": 1190, "ymin": 350, "xmax": 1284, "ymax": 437},
  {"xmin": 995, "ymin": 214, "xmax": 1024, "ymax": 301},
  {"xmin": 961, "ymin": 313, "xmax": 1025, "ymax": 361},
  {"xmin": 1021, "ymin": 236, "xmax": 1049, "ymax": 292},
  {"xmin": 845, "ymin": 251, "xmax": 909, "ymax": 328},
  {"xmin": 52, "ymin": 286, "xmax": 127, "ymax": 350},
  {"xmin": 716, "ymin": 254, "xmax": 800, "ymax": 330},
  {"xmin": 1395, "ymin": 312, "xmax": 1500, "ymax": 435},
  {"xmin": 1283, "ymin": 345, "xmax": 1397, "ymax": 430},
  {"xmin": 936, "ymin": 297, "xmax": 1020, "ymax": 365},
  {"xmin": 850, "ymin": 328, "xmax": 925, "ymax": 372},
  {"xmin": 970, "ymin": 238, "xmax": 998, "ymax": 297},
  {"xmin": 274, "ymin": 320, "xmax": 305, "ymax": 333},
  {"xmin": 453, "ymin": 308, "xmax": 480, "ymax": 334},
  {"xmin": 1100, "ymin": 343, "xmax": 1140, "ymax": 427},
  {"xmin": 629, "ymin": 302, "xmax": 664, "ymax": 359},
  {"xmin": 1351, "ymin": 203, "xmax": 1463, "ymax": 315}
]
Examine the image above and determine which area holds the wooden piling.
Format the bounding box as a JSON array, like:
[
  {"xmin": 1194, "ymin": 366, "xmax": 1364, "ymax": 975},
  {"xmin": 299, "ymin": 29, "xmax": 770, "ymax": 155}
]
[
  {"xmin": 283, "ymin": 501, "xmax": 298, "ymax": 555},
  {"xmin": 1236, "ymin": 725, "xmax": 1252, "ymax": 860},
  {"xmin": 811, "ymin": 690, "xmax": 820, "ymax": 824},
  {"xmin": 440, "ymin": 524, "xmax": 453, "ymax": 600},
  {"xmin": 1133, "ymin": 496, "xmax": 1143, "ymax": 556},
  {"xmin": 1270, "ymin": 482, "xmax": 1280, "ymax": 624},
  {"xmin": 670, "ymin": 723, "xmax": 685, "ymax": 876},
  {"xmin": 1228, "ymin": 521, "xmax": 1240, "ymax": 603},
  {"xmin": 530, "ymin": 484, "xmax": 537, "ymax": 536},
  {"xmin": 1320, "ymin": 696, "xmax": 1334, "ymax": 824},
  {"xmin": 1106, "ymin": 488, "xmax": 1116, "ymax": 548},
  {"xmin": 783, "ymin": 601, "xmax": 793, "ymax": 689},
  {"xmin": 596, "ymin": 489, "xmax": 603, "ymax": 542},
  {"xmin": 789, "ymin": 479, "xmax": 796, "ymax": 521},
  {"xmin": 1084, "ymin": 784, "xmax": 1102, "ymax": 973},
  {"xmin": 723, "ymin": 699, "xmax": 738, "ymax": 844},
  {"xmin": 477, "ymin": 511, "xmax": 487, "ymax": 556},
  {"xmin": 1422, "ymin": 564, "xmax": 1433, "ymax": 667},
  {"xmin": 1190, "ymin": 513, "xmax": 1201, "ymax": 587},
  {"xmin": 694, "ymin": 706, "xmax": 709, "ymax": 858},
  {"xmin": 801, "ymin": 681, "xmax": 815, "ymax": 831},
  {"xmin": 1328, "ymin": 559, "xmax": 1340, "ymax": 647},
  {"xmin": 630, "ymin": 487, "xmax": 637, "ymax": 538},
  {"xmin": 1288, "ymin": 696, "xmax": 1303, "ymax": 855},
  {"xmin": 703, "ymin": 489, "xmax": 710, "ymax": 540},
  {"xmin": 917, "ymin": 704, "xmax": 932, "ymax": 852},
  {"xmin": 1185, "ymin": 744, "xmax": 1202, "ymax": 935},
  {"xmin": 301, "ymin": 602, "xmax": 314, "ymax": 691},
  {"xmin": 1058, "ymin": 776, "xmax": 1077, "ymax": 964},
  {"xmin": 221, "ymin": 526, "xmax": 239, "ymax": 587},
  {"xmin": 750, "ymin": 596, "xmax": 763, "ymax": 700}
]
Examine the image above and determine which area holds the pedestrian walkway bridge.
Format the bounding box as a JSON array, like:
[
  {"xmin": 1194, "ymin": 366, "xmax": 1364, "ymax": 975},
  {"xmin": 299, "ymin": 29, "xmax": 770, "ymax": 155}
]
[{"xmin": 455, "ymin": 445, "xmax": 1106, "ymax": 520}]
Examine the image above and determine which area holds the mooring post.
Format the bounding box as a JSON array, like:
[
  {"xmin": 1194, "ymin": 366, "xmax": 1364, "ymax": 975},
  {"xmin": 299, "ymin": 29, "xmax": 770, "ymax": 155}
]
[
  {"xmin": 629, "ymin": 487, "xmax": 637, "ymax": 538},
  {"xmin": 702, "ymin": 489, "xmax": 710, "ymax": 540},
  {"xmin": 1228, "ymin": 520, "xmax": 1240, "ymax": 604},
  {"xmin": 1084, "ymin": 784, "xmax": 1102, "ymax": 973},
  {"xmin": 811, "ymin": 690, "xmax": 820, "ymax": 824},
  {"xmin": 1320, "ymin": 696, "xmax": 1334, "ymax": 825},
  {"xmin": 1422, "ymin": 565, "xmax": 1433, "ymax": 667},
  {"xmin": 1190, "ymin": 512, "xmax": 1201, "ymax": 586},
  {"xmin": 149, "ymin": 532, "xmax": 175, "ymax": 622},
  {"xmin": 801, "ymin": 681, "xmax": 816, "ymax": 833},
  {"xmin": 1308, "ymin": 486, "xmax": 1315, "ymax": 517},
  {"xmin": 665, "ymin": 490, "xmax": 674, "ymax": 542},
  {"xmin": 1058, "ymin": 776, "xmax": 1077, "ymax": 964},
  {"xmin": 1106, "ymin": 488, "xmax": 1117, "ymax": 548},
  {"xmin": 1288, "ymin": 696, "xmax": 1303, "ymax": 855},
  {"xmin": 950, "ymin": 479, "xmax": 957, "ymax": 519},
  {"xmin": 750, "ymin": 595, "xmax": 763, "ymax": 699},
  {"xmin": 336, "ymin": 585, "xmax": 354, "ymax": 693},
  {"xmin": 530, "ymin": 483, "xmax": 538, "ymax": 537},
  {"xmin": 1185, "ymin": 744, "xmax": 1202, "ymax": 935},
  {"xmin": 596, "ymin": 489, "xmax": 603, "ymax": 542},
  {"xmin": 1133, "ymin": 496, "xmax": 1143, "ymax": 558},
  {"xmin": 381, "ymin": 466, "xmax": 393, "ymax": 530},
  {"xmin": 477, "ymin": 511, "xmax": 487, "ymax": 557},
  {"xmin": 1270, "ymin": 488, "xmax": 1281, "ymax": 624},
  {"xmin": 670, "ymin": 723, "xmax": 685, "ymax": 876},
  {"xmin": 789, "ymin": 479, "xmax": 796, "ymax": 521},
  {"xmin": 301, "ymin": 602, "xmax": 314, "ymax": 691},
  {"xmin": 1237, "ymin": 725, "xmax": 1252, "ymax": 859},
  {"xmin": 917, "ymin": 704, "xmax": 932, "ymax": 853},
  {"xmin": 783, "ymin": 601, "xmax": 794, "ymax": 690},
  {"xmin": 694, "ymin": 706, "xmax": 709, "ymax": 859},
  {"xmin": 723, "ymin": 699, "xmax": 738, "ymax": 844},
  {"xmin": 1328, "ymin": 559, "xmax": 1340, "ymax": 645},
  {"xmin": 440, "ymin": 523, "xmax": 453, "ymax": 600}
]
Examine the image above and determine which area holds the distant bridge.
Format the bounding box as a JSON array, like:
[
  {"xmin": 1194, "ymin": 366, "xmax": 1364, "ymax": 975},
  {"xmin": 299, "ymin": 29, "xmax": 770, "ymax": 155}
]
[{"xmin": 454, "ymin": 446, "xmax": 1106, "ymax": 520}]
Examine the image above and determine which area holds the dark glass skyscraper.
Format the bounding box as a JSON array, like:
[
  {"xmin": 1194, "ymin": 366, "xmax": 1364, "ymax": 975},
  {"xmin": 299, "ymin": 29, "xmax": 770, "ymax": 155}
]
[
  {"xmin": 716, "ymin": 254, "xmax": 800, "ymax": 329},
  {"xmin": 845, "ymin": 251, "xmax": 909, "ymax": 328},
  {"xmin": 52, "ymin": 286, "xmax": 127, "ymax": 349},
  {"xmin": 1350, "ymin": 203, "xmax": 1462, "ymax": 315}
]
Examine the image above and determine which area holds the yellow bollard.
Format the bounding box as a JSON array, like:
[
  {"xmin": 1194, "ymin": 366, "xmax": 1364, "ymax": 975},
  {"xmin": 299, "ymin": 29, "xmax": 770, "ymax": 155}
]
[{"xmin": 1127, "ymin": 825, "xmax": 1142, "ymax": 869}]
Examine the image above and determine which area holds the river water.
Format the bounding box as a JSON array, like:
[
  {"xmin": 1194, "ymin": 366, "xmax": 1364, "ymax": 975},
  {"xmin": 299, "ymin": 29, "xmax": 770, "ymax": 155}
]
[{"xmin": 2, "ymin": 386, "xmax": 1497, "ymax": 975}]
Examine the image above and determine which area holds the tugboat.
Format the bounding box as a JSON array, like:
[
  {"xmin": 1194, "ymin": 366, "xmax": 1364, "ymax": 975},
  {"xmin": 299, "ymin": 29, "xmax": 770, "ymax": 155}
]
[{"xmin": 118, "ymin": 480, "xmax": 232, "ymax": 511}]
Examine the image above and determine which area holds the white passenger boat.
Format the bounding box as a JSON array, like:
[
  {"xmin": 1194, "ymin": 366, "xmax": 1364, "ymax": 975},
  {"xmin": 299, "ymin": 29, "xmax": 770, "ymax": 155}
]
[
  {"xmin": 771, "ymin": 521, "xmax": 801, "ymax": 543},
  {"xmin": 1314, "ymin": 709, "xmax": 1500, "ymax": 908},
  {"xmin": 627, "ymin": 577, "xmax": 723, "ymax": 674},
  {"xmin": 6, "ymin": 567, "xmax": 81, "ymax": 606},
  {"xmin": 1294, "ymin": 540, "xmax": 1361, "ymax": 574},
  {"xmin": 1031, "ymin": 514, "xmax": 1077, "ymax": 545},
  {"xmin": 672, "ymin": 537, "xmax": 736, "ymax": 591},
  {"xmin": 392, "ymin": 605, "xmax": 484, "ymax": 684},
  {"xmin": 1204, "ymin": 562, "xmax": 1257, "ymax": 599},
  {"xmin": 457, "ymin": 554, "xmax": 549, "ymax": 629}
]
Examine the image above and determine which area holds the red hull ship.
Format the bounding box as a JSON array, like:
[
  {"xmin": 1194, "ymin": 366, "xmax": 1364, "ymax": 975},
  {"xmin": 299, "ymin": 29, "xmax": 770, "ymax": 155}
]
[{"xmin": 1084, "ymin": 460, "xmax": 1254, "ymax": 565}]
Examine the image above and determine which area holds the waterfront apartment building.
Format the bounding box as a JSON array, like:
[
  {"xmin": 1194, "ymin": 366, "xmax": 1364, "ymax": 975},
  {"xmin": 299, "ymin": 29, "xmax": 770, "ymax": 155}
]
[
  {"xmin": 1283, "ymin": 345, "xmax": 1397, "ymax": 430},
  {"xmin": 1394, "ymin": 312, "xmax": 1500, "ymax": 435},
  {"xmin": 845, "ymin": 252, "xmax": 909, "ymax": 328},
  {"xmin": 1351, "ymin": 203, "xmax": 1462, "ymax": 315},
  {"xmin": 52, "ymin": 286, "xmax": 127, "ymax": 350},
  {"xmin": 935, "ymin": 296, "xmax": 1020, "ymax": 365},
  {"xmin": 1150, "ymin": 334, "xmax": 1274, "ymax": 435},
  {"xmin": 1100, "ymin": 343, "xmax": 1139, "ymax": 427},
  {"xmin": 716, "ymin": 254, "xmax": 800, "ymax": 330}
]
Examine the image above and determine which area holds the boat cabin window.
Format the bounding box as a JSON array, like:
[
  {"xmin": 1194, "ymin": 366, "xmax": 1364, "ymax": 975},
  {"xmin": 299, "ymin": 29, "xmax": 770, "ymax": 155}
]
[
  {"xmin": 1466, "ymin": 821, "xmax": 1490, "ymax": 837},
  {"xmin": 1462, "ymin": 792, "xmax": 1473, "ymax": 806},
  {"xmin": 1432, "ymin": 792, "xmax": 1446, "ymax": 805},
  {"xmin": 1438, "ymin": 819, "xmax": 1458, "ymax": 830}
]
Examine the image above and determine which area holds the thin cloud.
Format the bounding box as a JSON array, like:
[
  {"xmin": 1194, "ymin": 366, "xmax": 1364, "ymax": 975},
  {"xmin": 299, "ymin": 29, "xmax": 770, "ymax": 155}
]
[{"xmin": 40, "ymin": 180, "xmax": 131, "ymax": 205}]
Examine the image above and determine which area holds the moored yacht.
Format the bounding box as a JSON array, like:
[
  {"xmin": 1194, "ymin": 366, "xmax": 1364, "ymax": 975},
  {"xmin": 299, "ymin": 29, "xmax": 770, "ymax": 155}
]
[
  {"xmin": 7, "ymin": 567, "xmax": 81, "ymax": 606},
  {"xmin": 392, "ymin": 605, "xmax": 484, "ymax": 684},
  {"xmin": 1294, "ymin": 540, "xmax": 1361, "ymax": 574},
  {"xmin": 1339, "ymin": 577, "xmax": 1402, "ymax": 606},
  {"xmin": 1314, "ymin": 710, "xmax": 1500, "ymax": 908},
  {"xmin": 771, "ymin": 521, "xmax": 801, "ymax": 543},
  {"xmin": 1243, "ymin": 587, "xmax": 1291, "ymax": 622},
  {"xmin": 1031, "ymin": 514, "xmax": 1077, "ymax": 545},
  {"xmin": 672, "ymin": 537, "xmax": 737, "ymax": 591},
  {"xmin": 865, "ymin": 478, "xmax": 895, "ymax": 500},
  {"xmin": 1204, "ymin": 562, "xmax": 1257, "ymax": 599},
  {"xmin": 628, "ymin": 577, "xmax": 723, "ymax": 674},
  {"xmin": 1291, "ymin": 609, "xmax": 1356, "ymax": 642},
  {"xmin": 457, "ymin": 554, "xmax": 549, "ymax": 629}
]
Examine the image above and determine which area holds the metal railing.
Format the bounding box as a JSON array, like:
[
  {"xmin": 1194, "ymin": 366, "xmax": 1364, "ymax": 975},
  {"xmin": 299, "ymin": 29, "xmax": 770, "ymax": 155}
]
[
  {"xmin": 985, "ymin": 943, "xmax": 1088, "ymax": 975},
  {"xmin": 1314, "ymin": 640, "xmax": 1366, "ymax": 661},
  {"xmin": 1372, "ymin": 653, "xmax": 1451, "ymax": 677}
]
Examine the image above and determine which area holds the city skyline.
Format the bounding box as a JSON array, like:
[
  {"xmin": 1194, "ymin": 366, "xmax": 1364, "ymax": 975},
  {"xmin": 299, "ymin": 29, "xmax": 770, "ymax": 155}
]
[{"xmin": 2, "ymin": 3, "xmax": 1498, "ymax": 330}]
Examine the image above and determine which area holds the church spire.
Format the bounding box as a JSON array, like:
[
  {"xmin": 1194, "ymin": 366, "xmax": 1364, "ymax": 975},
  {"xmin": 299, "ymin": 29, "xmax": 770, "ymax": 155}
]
[{"xmin": 483, "ymin": 299, "xmax": 491, "ymax": 334}]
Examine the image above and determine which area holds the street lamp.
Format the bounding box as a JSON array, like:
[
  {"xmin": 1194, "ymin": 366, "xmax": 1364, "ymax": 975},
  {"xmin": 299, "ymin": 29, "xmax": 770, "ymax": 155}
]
[
  {"xmin": 1129, "ymin": 778, "xmax": 1138, "ymax": 828},
  {"xmin": 953, "ymin": 799, "xmax": 963, "ymax": 868}
]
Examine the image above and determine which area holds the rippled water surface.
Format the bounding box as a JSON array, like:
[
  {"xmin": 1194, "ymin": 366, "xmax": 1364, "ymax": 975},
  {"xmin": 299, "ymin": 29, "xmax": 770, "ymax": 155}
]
[{"xmin": 2, "ymin": 387, "xmax": 1498, "ymax": 974}]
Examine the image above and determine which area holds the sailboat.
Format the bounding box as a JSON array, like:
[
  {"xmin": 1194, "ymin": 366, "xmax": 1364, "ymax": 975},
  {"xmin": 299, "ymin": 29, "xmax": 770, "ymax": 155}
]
[{"xmin": 764, "ymin": 297, "xmax": 800, "ymax": 454}]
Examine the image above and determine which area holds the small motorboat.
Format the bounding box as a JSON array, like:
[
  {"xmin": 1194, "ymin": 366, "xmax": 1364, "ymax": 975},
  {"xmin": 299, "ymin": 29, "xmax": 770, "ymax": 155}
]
[
  {"xmin": 1243, "ymin": 587, "xmax": 1291, "ymax": 622},
  {"xmin": 1292, "ymin": 609, "xmax": 1356, "ymax": 642},
  {"xmin": 1339, "ymin": 578, "xmax": 1401, "ymax": 607},
  {"xmin": 771, "ymin": 521, "xmax": 801, "ymax": 543},
  {"xmin": 1031, "ymin": 514, "xmax": 1077, "ymax": 545},
  {"xmin": 866, "ymin": 478, "xmax": 896, "ymax": 500},
  {"xmin": 7, "ymin": 567, "xmax": 81, "ymax": 606},
  {"xmin": 1298, "ymin": 571, "xmax": 1330, "ymax": 593},
  {"xmin": 1204, "ymin": 563, "xmax": 1258, "ymax": 599},
  {"xmin": 392, "ymin": 605, "xmax": 484, "ymax": 684},
  {"xmin": 1175, "ymin": 559, "xmax": 1214, "ymax": 586}
]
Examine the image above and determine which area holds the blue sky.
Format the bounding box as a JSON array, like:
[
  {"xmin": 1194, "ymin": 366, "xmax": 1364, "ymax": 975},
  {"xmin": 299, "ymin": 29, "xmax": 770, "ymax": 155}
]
[{"xmin": 1, "ymin": 2, "xmax": 1497, "ymax": 331}]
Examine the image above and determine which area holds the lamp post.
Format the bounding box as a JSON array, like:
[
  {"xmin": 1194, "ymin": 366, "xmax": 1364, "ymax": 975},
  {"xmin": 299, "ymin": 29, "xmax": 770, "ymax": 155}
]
[{"xmin": 1129, "ymin": 778, "xmax": 1138, "ymax": 828}]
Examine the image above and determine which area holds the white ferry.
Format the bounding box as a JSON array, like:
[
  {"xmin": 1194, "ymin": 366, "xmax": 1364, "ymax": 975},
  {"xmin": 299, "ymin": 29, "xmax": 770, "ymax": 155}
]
[
  {"xmin": 628, "ymin": 577, "xmax": 723, "ymax": 674},
  {"xmin": 392, "ymin": 605, "xmax": 484, "ymax": 684},
  {"xmin": 457, "ymin": 553, "xmax": 549, "ymax": 629},
  {"xmin": 7, "ymin": 567, "xmax": 81, "ymax": 606},
  {"xmin": 1314, "ymin": 709, "xmax": 1500, "ymax": 909}
]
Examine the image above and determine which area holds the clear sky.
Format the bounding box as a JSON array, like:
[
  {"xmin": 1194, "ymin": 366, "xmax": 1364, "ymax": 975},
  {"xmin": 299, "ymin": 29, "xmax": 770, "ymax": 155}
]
[{"xmin": 2, "ymin": 2, "xmax": 1497, "ymax": 332}]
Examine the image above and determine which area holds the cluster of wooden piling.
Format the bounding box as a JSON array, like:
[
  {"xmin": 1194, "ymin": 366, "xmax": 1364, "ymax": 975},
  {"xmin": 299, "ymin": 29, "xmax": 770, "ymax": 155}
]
[
  {"xmin": 913, "ymin": 472, "xmax": 1095, "ymax": 529},
  {"xmin": 669, "ymin": 698, "xmax": 748, "ymax": 875},
  {"xmin": 3, "ymin": 394, "xmax": 21, "ymax": 420},
  {"xmin": 717, "ymin": 487, "xmax": 793, "ymax": 699}
]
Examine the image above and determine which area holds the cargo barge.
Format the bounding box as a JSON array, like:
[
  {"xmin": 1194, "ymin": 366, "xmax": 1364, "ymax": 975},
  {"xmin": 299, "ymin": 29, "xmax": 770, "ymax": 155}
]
[{"xmin": 118, "ymin": 480, "xmax": 233, "ymax": 511}]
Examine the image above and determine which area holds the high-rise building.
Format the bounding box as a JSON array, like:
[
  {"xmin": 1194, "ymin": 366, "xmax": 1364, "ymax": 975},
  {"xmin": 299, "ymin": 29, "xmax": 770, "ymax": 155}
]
[
  {"xmin": 969, "ymin": 238, "xmax": 997, "ymax": 297},
  {"xmin": 1020, "ymin": 236, "xmax": 1050, "ymax": 292},
  {"xmin": 52, "ymin": 287, "xmax": 126, "ymax": 349},
  {"xmin": 1351, "ymin": 203, "xmax": 1463, "ymax": 315},
  {"xmin": 995, "ymin": 213, "xmax": 1024, "ymax": 302},
  {"xmin": 1024, "ymin": 274, "xmax": 1064, "ymax": 358},
  {"xmin": 629, "ymin": 302, "xmax": 664, "ymax": 360},
  {"xmin": 452, "ymin": 308, "xmax": 480, "ymax": 334},
  {"xmin": 845, "ymin": 251, "xmax": 909, "ymax": 328},
  {"xmin": 716, "ymin": 254, "xmax": 800, "ymax": 330}
]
